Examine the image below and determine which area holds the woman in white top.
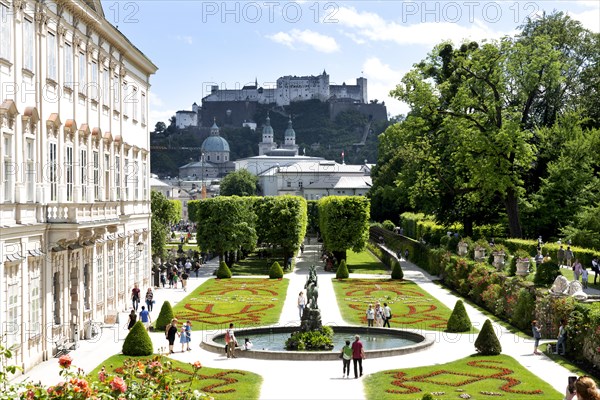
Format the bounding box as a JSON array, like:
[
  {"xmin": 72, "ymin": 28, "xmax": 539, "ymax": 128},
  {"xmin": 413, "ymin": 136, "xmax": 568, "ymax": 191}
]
[
  {"xmin": 374, "ymin": 302, "xmax": 384, "ymax": 327},
  {"xmin": 298, "ymin": 291, "xmax": 306, "ymax": 319}
]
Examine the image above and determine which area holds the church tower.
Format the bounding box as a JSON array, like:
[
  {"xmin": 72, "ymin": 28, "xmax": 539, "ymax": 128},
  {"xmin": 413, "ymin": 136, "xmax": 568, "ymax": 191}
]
[
  {"xmin": 258, "ymin": 113, "xmax": 277, "ymax": 155},
  {"xmin": 283, "ymin": 116, "xmax": 299, "ymax": 155}
]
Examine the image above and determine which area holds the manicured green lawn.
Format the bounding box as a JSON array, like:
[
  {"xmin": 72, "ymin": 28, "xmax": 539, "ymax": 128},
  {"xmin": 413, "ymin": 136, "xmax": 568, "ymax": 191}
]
[
  {"xmin": 346, "ymin": 250, "xmax": 390, "ymax": 275},
  {"xmin": 364, "ymin": 354, "xmax": 562, "ymax": 400},
  {"xmin": 333, "ymin": 279, "xmax": 454, "ymax": 330},
  {"xmin": 89, "ymin": 354, "xmax": 261, "ymax": 399},
  {"xmin": 171, "ymin": 278, "xmax": 289, "ymax": 330},
  {"xmin": 230, "ymin": 257, "xmax": 292, "ymax": 276}
]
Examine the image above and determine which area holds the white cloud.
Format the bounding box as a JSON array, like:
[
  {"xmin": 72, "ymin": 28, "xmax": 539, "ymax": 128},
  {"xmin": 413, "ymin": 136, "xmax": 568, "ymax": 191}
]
[
  {"xmin": 149, "ymin": 92, "xmax": 164, "ymax": 107},
  {"xmin": 360, "ymin": 57, "xmax": 408, "ymax": 118},
  {"xmin": 568, "ymin": 2, "xmax": 600, "ymax": 32},
  {"xmin": 267, "ymin": 29, "xmax": 340, "ymax": 53},
  {"xmin": 336, "ymin": 6, "xmax": 514, "ymax": 47},
  {"xmin": 175, "ymin": 35, "xmax": 193, "ymax": 45}
]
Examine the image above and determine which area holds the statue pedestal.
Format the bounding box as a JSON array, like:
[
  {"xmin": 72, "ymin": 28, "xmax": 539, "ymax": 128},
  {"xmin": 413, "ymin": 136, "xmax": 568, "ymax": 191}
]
[{"xmin": 300, "ymin": 308, "xmax": 322, "ymax": 332}]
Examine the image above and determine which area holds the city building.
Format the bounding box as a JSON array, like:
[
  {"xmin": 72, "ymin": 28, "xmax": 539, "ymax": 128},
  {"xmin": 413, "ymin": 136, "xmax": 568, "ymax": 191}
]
[
  {"xmin": 178, "ymin": 120, "xmax": 234, "ymax": 179},
  {"xmin": 0, "ymin": 0, "xmax": 157, "ymax": 371}
]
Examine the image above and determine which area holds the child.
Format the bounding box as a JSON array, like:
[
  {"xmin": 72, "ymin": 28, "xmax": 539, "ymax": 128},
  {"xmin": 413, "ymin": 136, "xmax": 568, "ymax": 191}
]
[
  {"xmin": 243, "ymin": 338, "xmax": 253, "ymax": 350},
  {"xmin": 365, "ymin": 304, "xmax": 374, "ymax": 327},
  {"xmin": 582, "ymin": 267, "xmax": 589, "ymax": 289}
]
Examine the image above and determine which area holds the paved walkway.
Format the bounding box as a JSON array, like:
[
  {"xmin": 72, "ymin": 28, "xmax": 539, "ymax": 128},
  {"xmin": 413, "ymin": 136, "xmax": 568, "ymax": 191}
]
[{"xmin": 17, "ymin": 243, "xmax": 582, "ymax": 399}]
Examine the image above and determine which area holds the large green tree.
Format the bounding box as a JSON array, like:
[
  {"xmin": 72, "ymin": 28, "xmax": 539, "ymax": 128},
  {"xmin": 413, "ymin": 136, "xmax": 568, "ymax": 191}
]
[
  {"xmin": 377, "ymin": 12, "xmax": 597, "ymax": 238},
  {"xmin": 150, "ymin": 191, "xmax": 181, "ymax": 259},
  {"xmin": 318, "ymin": 196, "xmax": 370, "ymax": 261},
  {"xmin": 254, "ymin": 196, "xmax": 307, "ymax": 266},
  {"xmin": 219, "ymin": 169, "xmax": 258, "ymax": 196},
  {"xmin": 190, "ymin": 197, "xmax": 257, "ymax": 265}
]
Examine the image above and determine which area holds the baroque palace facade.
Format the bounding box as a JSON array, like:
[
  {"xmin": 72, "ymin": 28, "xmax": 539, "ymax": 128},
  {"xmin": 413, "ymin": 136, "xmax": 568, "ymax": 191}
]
[{"xmin": 0, "ymin": 0, "xmax": 157, "ymax": 371}]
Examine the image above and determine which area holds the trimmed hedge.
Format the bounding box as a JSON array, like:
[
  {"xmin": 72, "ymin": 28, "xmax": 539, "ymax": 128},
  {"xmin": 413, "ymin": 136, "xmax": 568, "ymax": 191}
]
[
  {"xmin": 216, "ymin": 261, "xmax": 232, "ymax": 279},
  {"xmin": 446, "ymin": 300, "xmax": 472, "ymax": 333},
  {"xmin": 475, "ymin": 319, "xmax": 502, "ymax": 355},
  {"xmin": 534, "ymin": 262, "xmax": 561, "ymax": 286},
  {"xmin": 497, "ymin": 238, "xmax": 600, "ymax": 268},
  {"xmin": 154, "ymin": 301, "xmax": 174, "ymax": 332},
  {"xmin": 336, "ymin": 259, "xmax": 350, "ymax": 279},
  {"xmin": 269, "ymin": 261, "xmax": 284, "ymax": 279},
  {"xmin": 122, "ymin": 321, "xmax": 153, "ymax": 356}
]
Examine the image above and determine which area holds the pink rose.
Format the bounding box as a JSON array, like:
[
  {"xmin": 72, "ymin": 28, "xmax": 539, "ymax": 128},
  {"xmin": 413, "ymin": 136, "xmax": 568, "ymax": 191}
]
[
  {"xmin": 58, "ymin": 355, "xmax": 72, "ymax": 369},
  {"xmin": 110, "ymin": 376, "xmax": 127, "ymax": 393}
]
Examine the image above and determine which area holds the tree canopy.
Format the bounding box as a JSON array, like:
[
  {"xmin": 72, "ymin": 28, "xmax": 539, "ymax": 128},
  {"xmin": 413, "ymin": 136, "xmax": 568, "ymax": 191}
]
[
  {"xmin": 372, "ymin": 12, "xmax": 600, "ymax": 239},
  {"xmin": 219, "ymin": 169, "xmax": 259, "ymax": 196},
  {"xmin": 150, "ymin": 191, "xmax": 181, "ymax": 258},
  {"xmin": 318, "ymin": 196, "xmax": 370, "ymax": 260}
]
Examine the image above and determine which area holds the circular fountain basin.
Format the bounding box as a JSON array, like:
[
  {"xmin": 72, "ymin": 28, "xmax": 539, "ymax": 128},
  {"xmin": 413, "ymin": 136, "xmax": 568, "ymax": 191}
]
[{"xmin": 200, "ymin": 326, "xmax": 433, "ymax": 360}]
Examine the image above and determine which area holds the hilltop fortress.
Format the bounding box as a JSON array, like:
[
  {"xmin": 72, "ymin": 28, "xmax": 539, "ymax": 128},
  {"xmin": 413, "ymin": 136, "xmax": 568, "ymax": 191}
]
[{"xmin": 176, "ymin": 71, "xmax": 387, "ymax": 129}]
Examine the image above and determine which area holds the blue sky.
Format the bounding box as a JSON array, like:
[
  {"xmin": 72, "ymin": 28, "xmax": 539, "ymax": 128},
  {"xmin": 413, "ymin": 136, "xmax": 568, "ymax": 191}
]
[{"xmin": 100, "ymin": 1, "xmax": 599, "ymax": 128}]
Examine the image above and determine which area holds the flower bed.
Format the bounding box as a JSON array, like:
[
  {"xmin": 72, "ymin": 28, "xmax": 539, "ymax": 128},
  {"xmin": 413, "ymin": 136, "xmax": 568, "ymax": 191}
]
[
  {"xmin": 171, "ymin": 278, "xmax": 289, "ymax": 329},
  {"xmin": 364, "ymin": 354, "xmax": 561, "ymax": 399},
  {"xmin": 332, "ymin": 279, "xmax": 453, "ymax": 330}
]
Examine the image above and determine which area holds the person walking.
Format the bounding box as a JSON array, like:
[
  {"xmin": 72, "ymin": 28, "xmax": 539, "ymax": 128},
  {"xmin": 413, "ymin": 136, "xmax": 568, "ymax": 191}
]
[
  {"xmin": 298, "ymin": 291, "xmax": 306, "ymax": 319},
  {"xmin": 582, "ymin": 267, "xmax": 589, "ymax": 289},
  {"xmin": 374, "ymin": 302, "xmax": 384, "ymax": 327},
  {"xmin": 127, "ymin": 309, "xmax": 137, "ymax": 330},
  {"xmin": 592, "ymin": 258, "xmax": 600, "ymax": 285},
  {"xmin": 165, "ymin": 319, "xmax": 179, "ymax": 354},
  {"xmin": 351, "ymin": 334, "xmax": 365, "ymax": 379},
  {"xmin": 184, "ymin": 320, "xmax": 192, "ymax": 351},
  {"xmin": 173, "ymin": 271, "xmax": 179, "ymax": 289},
  {"xmin": 565, "ymin": 246, "xmax": 574, "ymax": 268},
  {"xmin": 131, "ymin": 283, "xmax": 141, "ymax": 311},
  {"xmin": 573, "ymin": 259, "xmax": 583, "ymax": 281},
  {"xmin": 181, "ymin": 270, "xmax": 189, "ymax": 292},
  {"xmin": 532, "ymin": 320, "xmax": 542, "ymax": 355},
  {"xmin": 555, "ymin": 319, "xmax": 567, "ymax": 355},
  {"xmin": 139, "ymin": 306, "xmax": 151, "ymax": 331},
  {"xmin": 383, "ymin": 302, "xmax": 392, "ymax": 328},
  {"xmin": 160, "ymin": 270, "xmax": 167, "ymax": 288},
  {"xmin": 366, "ymin": 304, "xmax": 374, "ymax": 327},
  {"xmin": 225, "ymin": 323, "xmax": 237, "ymax": 359},
  {"xmin": 145, "ymin": 288, "xmax": 154, "ymax": 312},
  {"xmin": 180, "ymin": 323, "xmax": 191, "ymax": 352},
  {"xmin": 557, "ymin": 245, "xmax": 565, "ymax": 267},
  {"xmin": 341, "ymin": 340, "xmax": 353, "ymax": 378}
]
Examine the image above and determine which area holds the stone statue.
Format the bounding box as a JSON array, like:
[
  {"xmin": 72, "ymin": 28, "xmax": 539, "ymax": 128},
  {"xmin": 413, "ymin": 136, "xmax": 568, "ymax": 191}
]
[
  {"xmin": 550, "ymin": 276, "xmax": 588, "ymax": 300},
  {"xmin": 304, "ymin": 265, "xmax": 319, "ymax": 309}
]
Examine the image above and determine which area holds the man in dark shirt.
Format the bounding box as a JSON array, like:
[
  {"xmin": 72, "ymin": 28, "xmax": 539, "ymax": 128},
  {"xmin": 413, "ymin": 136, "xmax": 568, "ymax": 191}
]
[{"xmin": 351, "ymin": 334, "xmax": 364, "ymax": 379}]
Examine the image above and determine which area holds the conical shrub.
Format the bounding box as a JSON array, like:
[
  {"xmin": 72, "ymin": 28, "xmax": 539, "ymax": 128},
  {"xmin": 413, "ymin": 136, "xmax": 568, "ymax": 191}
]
[
  {"xmin": 391, "ymin": 259, "xmax": 404, "ymax": 280},
  {"xmin": 336, "ymin": 259, "xmax": 349, "ymax": 279},
  {"xmin": 474, "ymin": 319, "xmax": 502, "ymax": 355},
  {"xmin": 122, "ymin": 321, "xmax": 153, "ymax": 356},
  {"xmin": 446, "ymin": 300, "xmax": 471, "ymax": 332},
  {"xmin": 269, "ymin": 261, "xmax": 284, "ymax": 279},
  {"xmin": 421, "ymin": 394, "xmax": 435, "ymax": 400},
  {"xmin": 216, "ymin": 261, "xmax": 232, "ymax": 279},
  {"xmin": 154, "ymin": 301, "xmax": 174, "ymax": 332}
]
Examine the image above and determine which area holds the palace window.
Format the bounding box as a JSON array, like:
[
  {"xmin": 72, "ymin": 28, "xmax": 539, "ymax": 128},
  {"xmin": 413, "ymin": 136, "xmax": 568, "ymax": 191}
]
[
  {"xmin": 0, "ymin": 4, "xmax": 11, "ymax": 61},
  {"xmin": 66, "ymin": 145, "xmax": 73, "ymax": 201},
  {"xmin": 64, "ymin": 43, "xmax": 73, "ymax": 88},
  {"xmin": 80, "ymin": 149, "xmax": 87, "ymax": 202},
  {"xmin": 47, "ymin": 32, "xmax": 57, "ymax": 80},
  {"xmin": 96, "ymin": 254, "xmax": 104, "ymax": 303},
  {"xmin": 25, "ymin": 140, "xmax": 35, "ymax": 202},
  {"xmin": 23, "ymin": 19, "xmax": 34, "ymax": 71},
  {"xmin": 49, "ymin": 142, "xmax": 57, "ymax": 202}
]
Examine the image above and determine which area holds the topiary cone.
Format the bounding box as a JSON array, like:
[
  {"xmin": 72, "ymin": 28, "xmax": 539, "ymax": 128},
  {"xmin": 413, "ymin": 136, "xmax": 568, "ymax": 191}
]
[
  {"xmin": 336, "ymin": 259, "xmax": 349, "ymax": 279},
  {"xmin": 474, "ymin": 319, "xmax": 502, "ymax": 355},
  {"xmin": 154, "ymin": 301, "xmax": 174, "ymax": 332},
  {"xmin": 446, "ymin": 300, "xmax": 472, "ymax": 332},
  {"xmin": 216, "ymin": 261, "xmax": 232, "ymax": 279},
  {"xmin": 391, "ymin": 259, "xmax": 403, "ymax": 280},
  {"xmin": 122, "ymin": 321, "xmax": 153, "ymax": 356},
  {"xmin": 269, "ymin": 261, "xmax": 284, "ymax": 279}
]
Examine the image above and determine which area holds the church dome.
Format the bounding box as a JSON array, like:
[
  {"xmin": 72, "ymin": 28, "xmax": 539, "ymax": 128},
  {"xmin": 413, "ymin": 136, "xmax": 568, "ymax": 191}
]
[
  {"xmin": 262, "ymin": 115, "xmax": 274, "ymax": 137},
  {"xmin": 284, "ymin": 117, "xmax": 295, "ymax": 138},
  {"xmin": 202, "ymin": 136, "xmax": 230, "ymax": 152},
  {"xmin": 202, "ymin": 120, "xmax": 230, "ymax": 152}
]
